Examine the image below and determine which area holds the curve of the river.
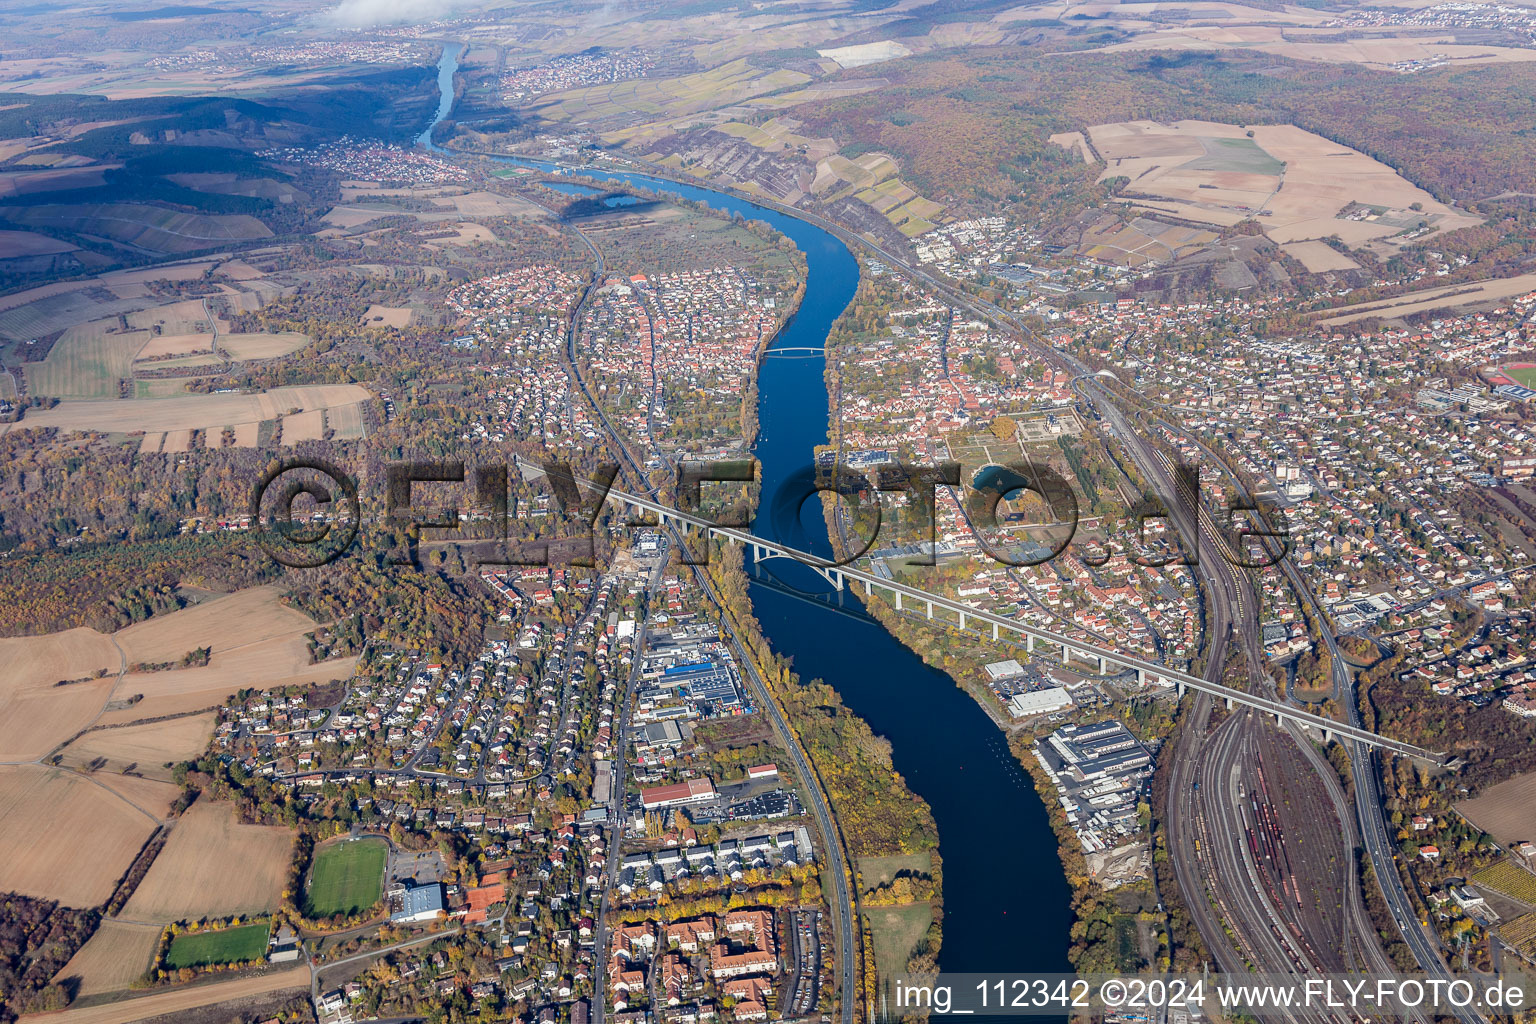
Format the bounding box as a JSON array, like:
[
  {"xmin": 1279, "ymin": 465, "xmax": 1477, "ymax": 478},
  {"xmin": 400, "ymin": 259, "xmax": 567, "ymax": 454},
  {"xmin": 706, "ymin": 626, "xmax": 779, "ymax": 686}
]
[{"xmin": 419, "ymin": 43, "xmax": 1072, "ymax": 1000}]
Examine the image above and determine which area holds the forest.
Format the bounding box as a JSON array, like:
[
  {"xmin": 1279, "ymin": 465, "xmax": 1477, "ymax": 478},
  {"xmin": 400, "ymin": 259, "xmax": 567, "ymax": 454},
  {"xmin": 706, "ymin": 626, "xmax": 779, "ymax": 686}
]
[
  {"xmin": 0, "ymin": 895, "xmax": 99, "ymax": 1022},
  {"xmin": 793, "ymin": 48, "xmax": 1536, "ymax": 223}
]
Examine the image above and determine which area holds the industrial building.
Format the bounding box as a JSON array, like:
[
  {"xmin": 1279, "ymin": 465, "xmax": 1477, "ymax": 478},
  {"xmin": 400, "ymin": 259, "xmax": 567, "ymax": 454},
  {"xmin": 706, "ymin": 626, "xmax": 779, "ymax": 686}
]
[
  {"xmin": 640, "ymin": 777, "xmax": 718, "ymax": 810},
  {"xmin": 1007, "ymin": 686, "xmax": 1073, "ymax": 718}
]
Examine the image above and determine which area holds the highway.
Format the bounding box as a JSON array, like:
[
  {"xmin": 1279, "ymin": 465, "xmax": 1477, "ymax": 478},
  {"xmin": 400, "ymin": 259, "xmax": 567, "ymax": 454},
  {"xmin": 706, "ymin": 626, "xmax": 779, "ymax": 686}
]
[
  {"xmin": 1162, "ymin": 420, "xmax": 1482, "ymax": 1022},
  {"xmin": 504, "ymin": 152, "xmax": 1453, "ymax": 1020},
  {"xmin": 1081, "ymin": 376, "xmax": 1409, "ymax": 1023}
]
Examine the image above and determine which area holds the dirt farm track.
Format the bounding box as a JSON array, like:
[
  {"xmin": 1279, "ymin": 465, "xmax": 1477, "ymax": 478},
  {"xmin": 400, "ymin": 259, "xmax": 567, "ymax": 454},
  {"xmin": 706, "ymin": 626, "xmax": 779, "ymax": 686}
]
[{"xmin": 17, "ymin": 966, "xmax": 311, "ymax": 1024}]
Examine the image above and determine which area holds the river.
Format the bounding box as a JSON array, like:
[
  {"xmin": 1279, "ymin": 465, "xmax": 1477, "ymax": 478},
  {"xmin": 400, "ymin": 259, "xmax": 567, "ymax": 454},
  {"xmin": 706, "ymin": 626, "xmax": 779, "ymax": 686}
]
[
  {"xmin": 415, "ymin": 42, "xmax": 464, "ymax": 150},
  {"xmin": 417, "ymin": 44, "xmax": 1073, "ymax": 1002}
]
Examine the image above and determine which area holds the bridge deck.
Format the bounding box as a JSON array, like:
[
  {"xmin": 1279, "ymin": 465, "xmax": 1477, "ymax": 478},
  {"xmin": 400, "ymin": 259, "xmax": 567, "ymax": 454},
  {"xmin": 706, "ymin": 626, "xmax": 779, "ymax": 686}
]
[{"xmin": 598, "ymin": 482, "xmax": 1441, "ymax": 762}]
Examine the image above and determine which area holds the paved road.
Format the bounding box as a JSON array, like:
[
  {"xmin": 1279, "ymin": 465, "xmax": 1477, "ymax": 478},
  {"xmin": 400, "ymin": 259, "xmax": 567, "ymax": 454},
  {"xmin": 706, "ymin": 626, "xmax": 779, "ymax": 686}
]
[
  {"xmin": 507, "ymin": 150, "xmax": 1463, "ymax": 1021},
  {"xmin": 1168, "ymin": 418, "xmax": 1470, "ymax": 1023},
  {"xmin": 551, "ymin": 213, "xmax": 859, "ymax": 1024},
  {"xmin": 310, "ymin": 926, "xmax": 459, "ymax": 1002},
  {"xmin": 591, "ymin": 558, "xmax": 663, "ymax": 1024},
  {"xmin": 1081, "ymin": 376, "xmax": 1403, "ymax": 1023}
]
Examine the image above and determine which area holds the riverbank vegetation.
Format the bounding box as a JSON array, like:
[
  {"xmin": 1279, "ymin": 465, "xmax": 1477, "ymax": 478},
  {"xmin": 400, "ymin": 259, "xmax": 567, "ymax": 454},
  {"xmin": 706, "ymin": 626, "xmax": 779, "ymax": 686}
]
[{"xmin": 705, "ymin": 541, "xmax": 942, "ymax": 1012}]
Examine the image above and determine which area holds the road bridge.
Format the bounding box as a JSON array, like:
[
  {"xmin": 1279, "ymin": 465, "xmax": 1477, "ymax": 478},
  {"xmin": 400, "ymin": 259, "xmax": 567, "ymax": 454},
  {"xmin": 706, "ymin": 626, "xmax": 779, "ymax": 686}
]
[
  {"xmin": 599, "ymin": 482, "xmax": 1444, "ymax": 764},
  {"xmin": 759, "ymin": 346, "xmax": 825, "ymax": 357}
]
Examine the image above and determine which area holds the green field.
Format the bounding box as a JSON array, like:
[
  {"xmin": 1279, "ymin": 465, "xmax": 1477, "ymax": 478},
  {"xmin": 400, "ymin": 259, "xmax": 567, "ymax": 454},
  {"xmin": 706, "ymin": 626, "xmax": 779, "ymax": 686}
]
[
  {"xmin": 26, "ymin": 319, "xmax": 149, "ymax": 398},
  {"xmin": 1186, "ymin": 136, "xmax": 1285, "ymax": 176},
  {"xmin": 865, "ymin": 904, "xmax": 932, "ymax": 990},
  {"xmin": 304, "ymin": 837, "xmax": 387, "ymax": 918},
  {"xmin": 1503, "ymin": 365, "xmax": 1536, "ymax": 389},
  {"xmin": 165, "ymin": 922, "xmax": 270, "ymax": 969},
  {"xmin": 858, "ymin": 852, "xmax": 932, "ymax": 888}
]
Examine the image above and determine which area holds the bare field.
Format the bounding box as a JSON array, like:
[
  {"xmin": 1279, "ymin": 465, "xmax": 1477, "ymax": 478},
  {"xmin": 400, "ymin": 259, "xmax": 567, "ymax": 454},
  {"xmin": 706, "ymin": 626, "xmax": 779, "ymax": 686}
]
[
  {"xmin": 0, "ymin": 287, "xmax": 142, "ymax": 342},
  {"xmin": 1077, "ymin": 23, "xmax": 1536, "ymax": 70},
  {"xmin": 2, "ymin": 588, "xmax": 348, "ymax": 754},
  {"xmin": 1282, "ymin": 240, "xmax": 1362, "ymax": 272},
  {"xmin": 817, "ymin": 40, "xmax": 913, "ymax": 68},
  {"xmin": 1316, "ymin": 272, "xmax": 1536, "ymax": 325},
  {"xmin": 99, "ymin": 588, "xmax": 358, "ymax": 725},
  {"xmin": 361, "ymin": 304, "xmax": 412, "ymax": 327},
  {"xmin": 17, "ymin": 965, "xmax": 311, "ymax": 1024},
  {"xmin": 429, "ymin": 190, "xmax": 543, "ymax": 217},
  {"xmin": 99, "ymin": 262, "xmax": 217, "ymax": 288},
  {"xmin": 281, "ymin": 409, "xmax": 325, "ymax": 443},
  {"xmin": 424, "ymin": 222, "xmax": 498, "ymax": 245},
  {"xmin": 118, "ymin": 586, "xmax": 313, "ymax": 665},
  {"xmin": 0, "ymin": 765, "xmax": 159, "ymax": 907},
  {"xmin": 0, "ymin": 627, "xmax": 120, "ymax": 761},
  {"xmin": 1048, "ymin": 131, "xmax": 1095, "ymax": 165},
  {"xmin": 52, "ymin": 921, "xmax": 161, "ymax": 997},
  {"xmin": 1077, "ymin": 119, "xmax": 1480, "ymax": 251},
  {"xmin": 93, "ymin": 773, "xmax": 180, "ymax": 820},
  {"xmin": 0, "ymin": 279, "xmax": 91, "ymax": 315},
  {"xmin": 0, "ymin": 229, "xmax": 77, "ymax": 256},
  {"xmin": 1458, "ymin": 771, "xmax": 1536, "ymax": 847},
  {"xmin": 529, "ymin": 58, "xmax": 811, "ymax": 125},
  {"xmin": 128, "ymin": 300, "xmax": 211, "ymax": 338},
  {"xmin": 321, "ymin": 204, "xmax": 402, "ymax": 228},
  {"xmin": 135, "ymin": 332, "xmax": 215, "ymax": 360},
  {"xmin": 58, "ymin": 714, "xmax": 217, "ymax": 781},
  {"xmin": 0, "ymin": 166, "xmax": 112, "ymax": 199},
  {"xmin": 123, "ymin": 799, "xmax": 291, "ymax": 922},
  {"xmin": 217, "ymin": 258, "xmax": 265, "ymax": 281},
  {"xmin": 15, "ymin": 383, "xmax": 370, "ymax": 435},
  {"xmin": 220, "ymin": 331, "xmax": 309, "ymax": 360},
  {"xmin": 103, "ymin": 650, "xmax": 359, "ymax": 725}
]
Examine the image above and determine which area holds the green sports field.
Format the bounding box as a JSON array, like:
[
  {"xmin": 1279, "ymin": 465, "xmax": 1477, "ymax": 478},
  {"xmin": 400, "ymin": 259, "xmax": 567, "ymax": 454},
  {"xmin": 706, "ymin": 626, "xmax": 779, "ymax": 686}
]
[
  {"xmin": 165, "ymin": 922, "xmax": 270, "ymax": 969},
  {"xmin": 304, "ymin": 837, "xmax": 387, "ymax": 917},
  {"xmin": 1503, "ymin": 365, "xmax": 1536, "ymax": 389}
]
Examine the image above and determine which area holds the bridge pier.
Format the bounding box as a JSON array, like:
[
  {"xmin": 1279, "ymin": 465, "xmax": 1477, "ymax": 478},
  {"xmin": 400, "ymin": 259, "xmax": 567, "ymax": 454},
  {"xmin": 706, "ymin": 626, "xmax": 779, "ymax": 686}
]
[{"xmin": 587, "ymin": 476, "xmax": 1438, "ymax": 761}]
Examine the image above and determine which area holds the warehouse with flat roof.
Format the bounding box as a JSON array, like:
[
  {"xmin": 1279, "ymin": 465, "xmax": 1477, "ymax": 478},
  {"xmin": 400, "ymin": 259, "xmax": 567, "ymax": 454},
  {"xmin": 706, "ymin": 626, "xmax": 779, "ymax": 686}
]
[
  {"xmin": 640, "ymin": 778, "xmax": 717, "ymax": 810},
  {"xmin": 1007, "ymin": 686, "xmax": 1073, "ymax": 718}
]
